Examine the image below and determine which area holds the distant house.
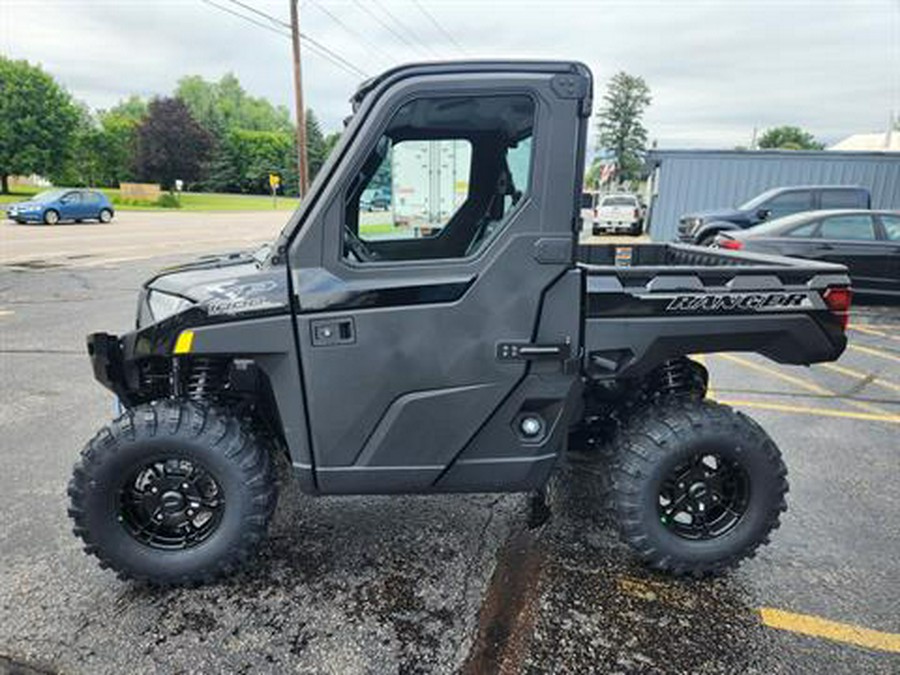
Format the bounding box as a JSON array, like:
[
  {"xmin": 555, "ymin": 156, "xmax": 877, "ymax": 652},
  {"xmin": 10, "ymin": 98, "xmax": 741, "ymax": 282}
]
[{"xmin": 829, "ymin": 130, "xmax": 899, "ymax": 151}]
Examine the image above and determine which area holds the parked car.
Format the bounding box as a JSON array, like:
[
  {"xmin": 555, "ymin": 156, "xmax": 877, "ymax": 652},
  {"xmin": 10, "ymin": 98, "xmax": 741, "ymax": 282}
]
[
  {"xmin": 715, "ymin": 209, "xmax": 900, "ymax": 296},
  {"xmin": 593, "ymin": 193, "xmax": 644, "ymax": 235},
  {"xmin": 5, "ymin": 188, "xmax": 115, "ymax": 225},
  {"xmin": 678, "ymin": 185, "xmax": 871, "ymax": 246},
  {"xmin": 360, "ymin": 186, "xmax": 391, "ymax": 211}
]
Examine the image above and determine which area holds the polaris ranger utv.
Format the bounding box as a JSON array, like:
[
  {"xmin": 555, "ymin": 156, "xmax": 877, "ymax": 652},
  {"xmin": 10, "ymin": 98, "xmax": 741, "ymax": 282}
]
[{"xmin": 69, "ymin": 61, "xmax": 852, "ymax": 585}]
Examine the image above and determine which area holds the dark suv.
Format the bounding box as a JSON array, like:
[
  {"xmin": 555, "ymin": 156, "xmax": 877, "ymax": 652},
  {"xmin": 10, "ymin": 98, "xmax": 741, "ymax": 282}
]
[{"xmin": 678, "ymin": 185, "xmax": 871, "ymax": 245}]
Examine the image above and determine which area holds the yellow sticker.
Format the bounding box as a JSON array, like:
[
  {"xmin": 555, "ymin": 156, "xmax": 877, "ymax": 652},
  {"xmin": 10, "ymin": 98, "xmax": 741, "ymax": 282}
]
[{"xmin": 173, "ymin": 330, "xmax": 194, "ymax": 354}]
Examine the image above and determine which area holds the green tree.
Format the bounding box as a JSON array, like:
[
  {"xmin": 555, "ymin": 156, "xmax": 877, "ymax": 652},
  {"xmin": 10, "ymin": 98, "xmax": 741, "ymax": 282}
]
[
  {"xmin": 176, "ymin": 73, "xmax": 291, "ymax": 136},
  {"xmin": 595, "ymin": 72, "xmax": 652, "ymax": 184},
  {"xmin": 305, "ymin": 109, "xmax": 327, "ymax": 180},
  {"xmin": 206, "ymin": 128, "xmax": 296, "ymax": 195},
  {"xmin": 0, "ymin": 57, "xmax": 79, "ymax": 193},
  {"xmin": 757, "ymin": 126, "xmax": 824, "ymax": 150},
  {"xmin": 108, "ymin": 95, "xmax": 148, "ymax": 123},
  {"xmin": 134, "ymin": 97, "xmax": 213, "ymax": 191}
]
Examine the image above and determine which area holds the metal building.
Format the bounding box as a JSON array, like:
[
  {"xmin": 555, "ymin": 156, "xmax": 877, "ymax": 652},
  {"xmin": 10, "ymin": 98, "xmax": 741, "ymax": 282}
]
[{"xmin": 644, "ymin": 149, "xmax": 900, "ymax": 241}]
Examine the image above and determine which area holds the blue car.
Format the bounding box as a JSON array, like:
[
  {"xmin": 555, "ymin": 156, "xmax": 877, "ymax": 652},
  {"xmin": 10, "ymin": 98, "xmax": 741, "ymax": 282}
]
[{"xmin": 5, "ymin": 189, "xmax": 115, "ymax": 225}]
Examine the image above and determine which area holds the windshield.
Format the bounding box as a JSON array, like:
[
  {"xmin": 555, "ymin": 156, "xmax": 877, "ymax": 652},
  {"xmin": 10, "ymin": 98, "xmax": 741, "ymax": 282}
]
[
  {"xmin": 601, "ymin": 196, "xmax": 637, "ymax": 207},
  {"xmin": 30, "ymin": 189, "xmax": 67, "ymax": 203},
  {"xmin": 738, "ymin": 188, "xmax": 781, "ymax": 211}
]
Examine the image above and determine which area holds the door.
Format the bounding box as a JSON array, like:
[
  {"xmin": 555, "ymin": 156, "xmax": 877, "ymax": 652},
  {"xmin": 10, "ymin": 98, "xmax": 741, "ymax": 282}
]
[
  {"xmin": 287, "ymin": 65, "xmax": 589, "ymax": 493},
  {"xmin": 814, "ymin": 213, "xmax": 887, "ymax": 292},
  {"xmin": 58, "ymin": 191, "xmax": 83, "ymax": 220},
  {"xmin": 760, "ymin": 189, "xmax": 813, "ymax": 221}
]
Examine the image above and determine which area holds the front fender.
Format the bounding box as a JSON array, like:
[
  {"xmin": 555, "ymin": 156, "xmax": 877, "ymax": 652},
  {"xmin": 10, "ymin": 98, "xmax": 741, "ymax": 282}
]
[{"xmin": 694, "ymin": 221, "xmax": 742, "ymax": 243}]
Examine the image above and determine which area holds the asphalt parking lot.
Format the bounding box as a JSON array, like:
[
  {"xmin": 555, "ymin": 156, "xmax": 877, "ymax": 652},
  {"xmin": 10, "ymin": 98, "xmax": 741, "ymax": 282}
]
[{"xmin": 1, "ymin": 216, "xmax": 898, "ymax": 674}]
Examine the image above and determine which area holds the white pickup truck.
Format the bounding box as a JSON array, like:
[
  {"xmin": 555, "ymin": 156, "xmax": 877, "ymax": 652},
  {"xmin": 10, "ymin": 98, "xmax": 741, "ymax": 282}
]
[{"xmin": 593, "ymin": 193, "xmax": 644, "ymax": 235}]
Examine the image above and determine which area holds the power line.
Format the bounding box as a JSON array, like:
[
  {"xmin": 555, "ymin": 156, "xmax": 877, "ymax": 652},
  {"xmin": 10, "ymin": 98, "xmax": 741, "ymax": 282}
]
[
  {"xmin": 350, "ymin": 0, "xmax": 431, "ymax": 58},
  {"xmin": 220, "ymin": 0, "xmax": 369, "ymax": 77},
  {"xmin": 411, "ymin": 0, "xmax": 466, "ymax": 56},
  {"xmin": 369, "ymin": 0, "xmax": 442, "ymax": 59},
  {"xmin": 309, "ymin": 0, "xmax": 396, "ymax": 67},
  {"xmin": 202, "ymin": 0, "xmax": 369, "ymax": 78}
]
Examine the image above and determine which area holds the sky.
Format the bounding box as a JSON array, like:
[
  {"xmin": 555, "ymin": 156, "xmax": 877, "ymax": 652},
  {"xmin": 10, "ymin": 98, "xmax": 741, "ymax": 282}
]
[{"xmin": 2, "ymin": 0, "xmax": 898, "ymax": 149}]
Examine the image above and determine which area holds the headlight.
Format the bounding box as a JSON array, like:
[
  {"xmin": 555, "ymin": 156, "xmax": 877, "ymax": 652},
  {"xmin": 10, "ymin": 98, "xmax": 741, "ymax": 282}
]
[
  {"xmin": 147, "ymin": 290, "xmax": 193, "ymax": 322},
  {"xmin": 23, "ymin": 204, "xmax": 41, "ymax": 211}
]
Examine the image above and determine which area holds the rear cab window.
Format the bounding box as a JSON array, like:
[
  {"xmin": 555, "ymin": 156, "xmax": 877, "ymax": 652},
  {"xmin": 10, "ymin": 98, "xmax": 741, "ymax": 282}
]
[{"xmin": 819, "ymin": 189, "xmax": 868, "ymax": 209}]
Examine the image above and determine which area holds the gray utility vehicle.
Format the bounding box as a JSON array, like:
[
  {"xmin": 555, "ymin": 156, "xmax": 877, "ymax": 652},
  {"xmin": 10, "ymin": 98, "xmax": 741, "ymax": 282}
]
[{"xmin": 69, "ymin": 62, "xmax": 853, "ymax": 585}]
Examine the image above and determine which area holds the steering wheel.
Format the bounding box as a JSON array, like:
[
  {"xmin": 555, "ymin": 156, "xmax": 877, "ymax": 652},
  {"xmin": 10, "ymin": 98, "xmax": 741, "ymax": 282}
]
[{"xmin": 343, "ymin": 226, "xmax": 380, "ymax": 262}]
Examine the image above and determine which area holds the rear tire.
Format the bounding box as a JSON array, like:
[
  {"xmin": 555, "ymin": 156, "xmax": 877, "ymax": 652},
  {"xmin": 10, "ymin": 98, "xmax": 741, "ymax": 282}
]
[
  {"xmin": 43, "ymin": 209, "xmax": 59, "ymax": 225},
  {"xmin": 99, "ymin": 208, "xmax": 113, "ymax": 223},
  {"xmin": 68, "ymin": 400, "xmax": 277, "ymax": 585},
  {"xmin": 610, "ymin": 399, "xmax": 787, "ymax": 576}
]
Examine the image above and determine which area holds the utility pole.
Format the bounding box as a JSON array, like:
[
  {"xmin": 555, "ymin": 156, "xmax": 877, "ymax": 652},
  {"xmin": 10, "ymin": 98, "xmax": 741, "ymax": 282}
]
[{"xmin": 290, "ymin": 0, "xmax": 309, "ymax": 197}]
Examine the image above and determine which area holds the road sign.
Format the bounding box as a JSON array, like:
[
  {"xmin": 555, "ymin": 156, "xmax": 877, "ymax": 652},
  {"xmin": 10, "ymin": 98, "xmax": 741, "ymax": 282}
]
[{"xmin": 269, "ymin": 174, "xmax": 281, "ymax": 189}]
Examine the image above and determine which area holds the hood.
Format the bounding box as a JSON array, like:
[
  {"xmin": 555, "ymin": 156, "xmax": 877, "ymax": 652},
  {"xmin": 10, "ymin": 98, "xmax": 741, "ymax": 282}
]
[
  {"xmin": 143, "ymin": 248, "xmax": 290, "ymax": 323},
  {"xmin": 681, "ymin": 208, "xmax": 749, "ymax": 224}
]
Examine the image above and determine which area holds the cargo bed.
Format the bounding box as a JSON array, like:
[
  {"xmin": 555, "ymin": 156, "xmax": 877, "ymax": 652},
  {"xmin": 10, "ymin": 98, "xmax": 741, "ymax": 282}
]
[{"xmin": 578, "ymin": 243, "xmax": 851, "ymax": 379}]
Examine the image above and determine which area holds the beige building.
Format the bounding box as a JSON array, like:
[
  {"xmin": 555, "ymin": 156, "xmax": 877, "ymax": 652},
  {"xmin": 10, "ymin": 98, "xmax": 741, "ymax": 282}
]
[{"xmin": 829, "ymin": 129, "xmax": 899, "ymax": 151}]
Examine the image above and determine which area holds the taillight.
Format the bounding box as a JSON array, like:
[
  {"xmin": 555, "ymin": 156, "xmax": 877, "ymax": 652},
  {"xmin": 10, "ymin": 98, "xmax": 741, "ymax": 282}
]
[
  {"xmin": 823, "ymin": 287, "xmax": 852, "ymax": 330},
  {"xmin": 719, "ymin": 238, "xmax": 743, "ymax": 250}
]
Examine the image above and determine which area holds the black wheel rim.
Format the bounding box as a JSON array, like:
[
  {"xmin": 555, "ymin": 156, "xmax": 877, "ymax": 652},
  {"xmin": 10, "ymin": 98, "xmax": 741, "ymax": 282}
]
[
  {"xmin": 657, "ymin": 452, "xmax": 750, "ymax": 540},
  {"xmin": 117, "ymin": 457, "xmax": 225, "ymax": 550}
]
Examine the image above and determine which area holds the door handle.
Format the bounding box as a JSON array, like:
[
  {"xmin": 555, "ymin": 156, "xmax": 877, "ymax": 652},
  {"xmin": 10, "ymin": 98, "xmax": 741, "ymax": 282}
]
[
  {"xmin": 310, "ymin": 318, "xmax": 355, "ymax": 346},
  {"xmin": 815, "ymin": 243, "xmax": 834, "ymax": 251}
]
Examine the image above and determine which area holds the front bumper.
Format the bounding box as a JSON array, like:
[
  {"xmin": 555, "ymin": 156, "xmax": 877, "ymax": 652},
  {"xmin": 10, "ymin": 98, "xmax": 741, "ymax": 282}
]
[
  {"xmin": 6, "ymin": 210, "xmax": 42, "ymax": 222},
  {"xmin": 87, "ymin": 332, "xmax": 135, "ymax": 404}
]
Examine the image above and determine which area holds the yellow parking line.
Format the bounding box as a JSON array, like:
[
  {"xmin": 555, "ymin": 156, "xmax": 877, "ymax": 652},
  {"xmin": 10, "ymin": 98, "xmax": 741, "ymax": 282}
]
[
  {"xmin": 851, "ymin": 324, "xmax": 900, "ymax": 342},
  {"xmin": 820, "ymin": 363, "xmax": 900, "ymax": 394},
  {"xmin": 715, "ymin": 353, "xmax": 891, "ymax": 417},
  {"xmin": 716, "ymin": 399, "xmax": 900, "ymax": 424},
  {"xmin": 760, "ymin": 607, "xmax": 900, "ymax": 654},
  {"xmin": 849, "ymin": 344, "xmax": 900, "ymax": 365},
  {"xmin": 0, "ymin": 309, "xmax": 13, "ymax": 317}
]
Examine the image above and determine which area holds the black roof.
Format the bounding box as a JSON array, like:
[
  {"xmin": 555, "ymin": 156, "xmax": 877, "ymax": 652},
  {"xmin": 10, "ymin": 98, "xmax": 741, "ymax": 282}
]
[{"xmin": 351, "ymin": 60, "xmax": 590, "ymax": 108}]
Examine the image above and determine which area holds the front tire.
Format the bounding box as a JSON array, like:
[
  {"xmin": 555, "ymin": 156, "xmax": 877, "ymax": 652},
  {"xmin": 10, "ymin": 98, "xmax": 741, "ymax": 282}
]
[
  {"xmin": 611, "ymin": 400, "xmax": 787, "ymax": 576},
  {"xmin": 68, "ymin": 400, "xmax": 277, "ymax": 585},
  {"xmin": 43, "ymin": 209, "xmax": 60, "ymax": 225}
]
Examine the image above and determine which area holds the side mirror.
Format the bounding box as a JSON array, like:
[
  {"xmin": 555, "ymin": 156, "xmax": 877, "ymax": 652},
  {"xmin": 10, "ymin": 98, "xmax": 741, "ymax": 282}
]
[{"xmin": 756, "ymin": 208, "xmax": 771, "ymax": 221}]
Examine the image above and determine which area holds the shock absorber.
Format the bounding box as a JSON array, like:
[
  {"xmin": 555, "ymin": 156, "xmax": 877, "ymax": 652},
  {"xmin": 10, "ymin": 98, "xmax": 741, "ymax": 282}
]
[
  {"xmin": 652, "ymin": 357, "xmax": 708, "ymax": 399},
  {"xmin": 184, "ymin": 357, "xmax": 229, "ymax": 402}
]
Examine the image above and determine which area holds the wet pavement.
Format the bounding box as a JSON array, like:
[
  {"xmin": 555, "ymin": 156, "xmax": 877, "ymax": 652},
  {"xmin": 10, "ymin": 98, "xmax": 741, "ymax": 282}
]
[{"xmin": 1, "ymin": 245, "xmax": 898, "ymax": 674}]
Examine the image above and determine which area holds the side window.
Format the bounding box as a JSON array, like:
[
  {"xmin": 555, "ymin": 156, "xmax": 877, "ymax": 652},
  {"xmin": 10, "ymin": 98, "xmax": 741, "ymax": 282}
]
[
  {"xmin": 880, "ymin": 214, "xmax": 900, "ymax": 241},
  {"xmin": 820, "ymin": 190, "xmax": 866, "ymax": 209},
  {"xmin": 785, "ymin": 221, "xmax": 819, "ymax": 238},
  {"xmin": 818, "ymin": 215, "xmax": 876, "ymax": 240},
  {"xmin": 765, "ymin": 191, "xmax": 812, "ymax": 219},
  {"xmin": 85, "ymin": 192, "xmax": 102, "ymax": 205},
  {"xmin": 61, "ymin": 192, "xmax": 80, "ymax": 204},
  {"xmin": 343, "ymin": 94, "xmax": 536, "ymax": 263}
]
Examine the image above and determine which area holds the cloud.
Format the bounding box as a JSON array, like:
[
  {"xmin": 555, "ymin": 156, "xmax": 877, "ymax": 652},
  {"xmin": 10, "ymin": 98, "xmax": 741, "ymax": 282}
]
[{"xmin": 2, "ymin": 0, "xmax": 898, "ymax": 147}]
